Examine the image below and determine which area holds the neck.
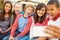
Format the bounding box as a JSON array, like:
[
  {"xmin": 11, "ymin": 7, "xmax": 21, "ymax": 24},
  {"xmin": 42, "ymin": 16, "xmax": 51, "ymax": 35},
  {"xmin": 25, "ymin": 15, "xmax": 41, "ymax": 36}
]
[
  {"xmin": 5, "ymin": 12, "xmax": 9, "ymax": 14},
  {"xmin": 5, "ymin": 13, "xmax": 9, "ymax": 17}
]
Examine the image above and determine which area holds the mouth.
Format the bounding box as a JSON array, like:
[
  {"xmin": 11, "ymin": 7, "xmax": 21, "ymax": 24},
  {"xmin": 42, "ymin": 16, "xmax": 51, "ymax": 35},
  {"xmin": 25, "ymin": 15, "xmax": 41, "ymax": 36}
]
[
  {"xmin": 48, "ymin": 14, "xmax": 54, "ymax": 17},
  {"xmin": 50, "ymin": 14, "xmax": 53, "ymax": 17},
  {"xmin": 49, "ymin": 14, "xmax": 54, "ymax": 19}
]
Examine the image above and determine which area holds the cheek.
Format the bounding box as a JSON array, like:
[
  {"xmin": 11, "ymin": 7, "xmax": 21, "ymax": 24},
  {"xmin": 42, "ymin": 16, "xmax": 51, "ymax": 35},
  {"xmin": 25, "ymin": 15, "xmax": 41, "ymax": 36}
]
[
  {"xmin": 4, "ymin": 7, "xmax": 6, "ymax": 10},
  {"xmin": 47, "ymin": 10, "xmax": 49, "ymax": 14},
  {"xmin": 30, "ymin": 11, "xmax": 33, "ymax": 14},
  {"xmin": 8, "ymin": 8, "xmax": 11, "ymax": 11},
  {"xmin": 37, "ymin": 11, "xmax": 40, "ymax": 15},
  {"xmin": 37, "ymin": 10, "xmax": 40, "ymax": 14},
  {"xmin": 37, "ymin": 12, "xmax": 40, "ymax": 16},
  {"xmin": 42, "ymin": 11, "xmax": 45, "ymax": 15},
  {"xmin": 52, "ymin": 11, "xmax": 57, "ymax": 15},
  {"xmin": 43, "ymin": 11, "xmax": 45, "ymax": 13},
  {"xmin": 5, "ymin": 7, "xmax": 11, "ymax": 12},
  {"xmin": 25, "ymin": 9, "xmax": 28, "ymax": 12},
  {"xmin": 15, "ymin": 8, "xmax": 20, "ymax": 11}
]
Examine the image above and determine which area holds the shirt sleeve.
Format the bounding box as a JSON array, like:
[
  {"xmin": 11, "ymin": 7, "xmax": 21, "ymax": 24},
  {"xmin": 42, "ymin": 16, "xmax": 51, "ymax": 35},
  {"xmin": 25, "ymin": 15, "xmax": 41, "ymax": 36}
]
[
  {"xmin": 17, "ymin": 16, "xmax": 32, "ymax": 37},
  {"xmin": 10, "ymin": 14, "xmax": 22, "ymax": 37}
]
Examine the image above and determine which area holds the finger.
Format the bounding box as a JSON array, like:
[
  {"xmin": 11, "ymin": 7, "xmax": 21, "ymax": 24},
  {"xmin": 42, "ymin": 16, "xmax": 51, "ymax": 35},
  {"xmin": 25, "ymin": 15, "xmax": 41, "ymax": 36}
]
[
  {"xmin": 45, "ymin": 29, "xmax": 60, "ymax": 38},
  {"xmin": 46, "ymin": 26, "xmax": 60, "ymax": 34},
  {"xmin": 48, "ymin": 25, "xmax": 60, "ymax": 30}
]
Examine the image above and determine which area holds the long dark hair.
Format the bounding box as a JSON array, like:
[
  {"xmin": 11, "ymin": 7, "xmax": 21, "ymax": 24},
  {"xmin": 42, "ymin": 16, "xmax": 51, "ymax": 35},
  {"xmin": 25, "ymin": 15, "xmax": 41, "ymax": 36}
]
[
  {"xmin": 34, "ymin": 3, "xmax": 46, "ymax": 23},
  {"xmin": 0, "ymin": 1, "xmax": 12, "ymax": 21},
  {"xmin": 12, "ymin": 11, "xmax": 16, "ymax": 21}
]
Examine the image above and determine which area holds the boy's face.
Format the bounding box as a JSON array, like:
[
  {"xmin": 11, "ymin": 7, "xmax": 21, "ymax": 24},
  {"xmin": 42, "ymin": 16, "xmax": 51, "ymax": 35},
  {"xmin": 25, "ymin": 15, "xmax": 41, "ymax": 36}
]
[
  {"xmin": 25, "ymin": 7, "xmax": 34, "ymax": 16},
  {"xmin": 47, "ymin": 4, "xmax": 59, "ymax": 19},
  {"xmin": 14, "ymin": 4, "xmax": 22, "ymax": 14}
]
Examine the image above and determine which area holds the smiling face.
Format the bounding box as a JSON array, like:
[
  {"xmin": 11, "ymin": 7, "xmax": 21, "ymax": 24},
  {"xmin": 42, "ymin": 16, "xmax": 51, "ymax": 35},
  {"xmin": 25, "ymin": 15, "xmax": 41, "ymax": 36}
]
[
  {"xmin": 25, "ymin": 7, "xmax": 34, "ymax": 16},
  {"xmin": 47, "ymin": 4, "xmax": 59, "ymax": 19},
  {"xmin": 4, "ymin": 3, "xmax": 11, "ymax": 13},
  {"xmin": 14, "ymin": 4, "xmax": 22, "ymax": 15},
  {"xmin": 37, "ymin": 7, "xmax": 45, "ymax": 17}
]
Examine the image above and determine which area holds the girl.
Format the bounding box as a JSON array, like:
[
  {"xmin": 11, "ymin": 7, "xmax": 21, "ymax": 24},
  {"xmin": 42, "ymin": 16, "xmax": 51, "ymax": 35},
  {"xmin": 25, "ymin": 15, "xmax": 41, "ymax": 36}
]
[
  {"xmin": 31, "ymin": 3, "xmax": 48, "ymax": 40},
  {"xmin": 0, "ymin": 1, "xmax": 14, "ymax": 40}
]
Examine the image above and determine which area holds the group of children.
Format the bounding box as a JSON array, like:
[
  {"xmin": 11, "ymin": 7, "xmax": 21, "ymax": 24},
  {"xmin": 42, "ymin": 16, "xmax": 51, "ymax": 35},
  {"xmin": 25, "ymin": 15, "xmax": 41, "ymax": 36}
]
[{"xmin": 0, "ymin": 0, "xmax": 60, "ymax": 40}]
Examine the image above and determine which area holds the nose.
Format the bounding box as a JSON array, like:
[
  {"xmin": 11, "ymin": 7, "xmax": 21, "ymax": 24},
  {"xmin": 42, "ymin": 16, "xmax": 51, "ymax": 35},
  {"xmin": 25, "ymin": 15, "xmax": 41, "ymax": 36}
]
[{"xmin": 47, "ymin": 10, "xmax": 51, "ymax": 15}]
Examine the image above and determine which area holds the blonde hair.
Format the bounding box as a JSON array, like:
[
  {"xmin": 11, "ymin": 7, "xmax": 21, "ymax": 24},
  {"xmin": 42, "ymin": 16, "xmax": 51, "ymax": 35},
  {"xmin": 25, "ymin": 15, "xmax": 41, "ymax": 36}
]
[
  {"xmin": 14, "ymin": 2, "xmax": 23, "ymax": 8},
  {"xmin": 24, "ymin": 4, "xmax": 34, "ymax": 11}
]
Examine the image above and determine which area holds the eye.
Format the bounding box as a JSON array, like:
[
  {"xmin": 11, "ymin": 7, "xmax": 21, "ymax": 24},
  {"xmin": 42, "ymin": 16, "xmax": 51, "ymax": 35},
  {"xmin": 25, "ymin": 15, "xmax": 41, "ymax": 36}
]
[
  {"xmin": 28, "ymin": 9, "xmax": 30, "ymax": 10},
  {"xmin": 51, "ymin": 9, "xmax": 53, "ymax": 11},
  {"xmin": 42, "ymin": 10, "xmax": 45, "ymax": 11},
  {"xmin": 47, "ymin": 8, "xmax": 50, "ymax": 11}
]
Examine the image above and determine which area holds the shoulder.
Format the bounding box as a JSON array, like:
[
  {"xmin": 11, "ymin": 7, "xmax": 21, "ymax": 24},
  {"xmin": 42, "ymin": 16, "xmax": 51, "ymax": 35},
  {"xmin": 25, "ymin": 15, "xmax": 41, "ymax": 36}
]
[
  {"xmin": 17, "ymin": 14, "xmax": 23, "ymax": 18},
  {"xmin": 58, "ymin": 13, "xmax": 60, "ymax": 17},
  {"xmin": 28, "ymin": 16, "xmax": 33, "ymax": 22},
  {"xmin": 20, "ymin": 11, "xmax": 25, "ymax": 14},
  {"xmin": 29, "ymin": 16, "xmax": 33, "ymax": 20}
]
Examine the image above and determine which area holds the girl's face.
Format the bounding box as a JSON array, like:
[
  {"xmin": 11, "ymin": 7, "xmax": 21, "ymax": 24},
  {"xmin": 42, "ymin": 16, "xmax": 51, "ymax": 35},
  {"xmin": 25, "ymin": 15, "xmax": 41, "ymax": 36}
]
[
  {"xmin": 14, "ymin": 4, "xmax": 22, "ymax": 15},
  {"xmin": 37, "ymin": 7, "xmax": 45, "ymax": 17},
  {"xmin": 4, "ymin": 3, "xmax": 11, "ymax": 13},
  {"xmin": 25, "ymin": 7, "xmax": 34, "ymax": 16}
]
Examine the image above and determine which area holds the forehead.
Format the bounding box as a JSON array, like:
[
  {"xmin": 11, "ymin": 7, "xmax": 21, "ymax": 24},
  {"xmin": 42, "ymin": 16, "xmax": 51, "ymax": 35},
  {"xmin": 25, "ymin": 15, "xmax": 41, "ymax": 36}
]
[
  {"xmin": 27, "ymin": 7, "xmax": 33, "ymax": 10},
  {"xmin": 41, "ymin": 7, "xmax": 45, "ymax": 9},
  {"xmin": 15, "ymin": 4, "xmax": 22, "ymax": 7},
  {"xmin": 47, "ymin": 4, "xmax": 57, "ymax": 9},
  {"xmin": 5, "ymin": 3, "xmax": 11, "ymax": 6}
]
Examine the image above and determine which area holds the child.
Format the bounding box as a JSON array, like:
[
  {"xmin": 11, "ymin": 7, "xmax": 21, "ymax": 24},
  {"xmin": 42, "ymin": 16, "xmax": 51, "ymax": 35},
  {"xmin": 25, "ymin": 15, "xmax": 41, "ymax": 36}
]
[
  {"xmin": 30, "ymin": 3, "xmax": 48, "ymax": 40},
  {"xmin": 45, "ymin": 0, "xmax": 60, "ymax": 40},
  {"xmin": 0, "ymin": 1, "xmax": 14, "ymax": 40},
  {"xmin": 3, "ymin": 4, "xmax": 34, "ymax": 40},
  {"xmin": 12, "ymin": 2, "xmax": 23, "ymax": 21}
]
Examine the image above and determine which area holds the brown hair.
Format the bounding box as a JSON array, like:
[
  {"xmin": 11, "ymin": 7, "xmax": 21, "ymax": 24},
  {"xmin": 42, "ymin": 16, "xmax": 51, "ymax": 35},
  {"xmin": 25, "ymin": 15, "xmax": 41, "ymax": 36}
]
[
  {"xmin": 24, "ymin": 4, "xmax": 34, "ymax": 12},
  {"xmin": 34, "ymin": 3, "xmax": 46, "ymax": 23},
  {"xmin": 0, "ymin": 1, "xmax": 12, "ymax": 21}
]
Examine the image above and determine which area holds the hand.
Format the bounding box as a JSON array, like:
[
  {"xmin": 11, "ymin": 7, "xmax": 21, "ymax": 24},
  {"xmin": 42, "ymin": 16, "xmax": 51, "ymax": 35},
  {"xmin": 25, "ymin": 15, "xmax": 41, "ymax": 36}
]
[
  {"xmin": 1, "ymin": 31, "xmax": 7, "ymax": 34},
  {"xmin": 45, "ymin": 25, "xmax": 60, "ymax": 38},
  {"xmin": 9, "ymin": 37, "xmax": 14, "ymax": 40}
]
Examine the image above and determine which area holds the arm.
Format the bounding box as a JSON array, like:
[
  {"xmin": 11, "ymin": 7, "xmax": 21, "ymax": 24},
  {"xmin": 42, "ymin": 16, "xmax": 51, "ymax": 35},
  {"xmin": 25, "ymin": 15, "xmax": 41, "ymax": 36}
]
[
  {"xmin": 1, "ymin": 15, "xmax": 14, "ymax": 34},
  {"xmin": 10, "ymin": 14, "xmax": 22, "ymax": 37},
  {"xmin": 17, "ymin": 17, "xmax": 32, "ymax": 37},
  {"xmin": 5, "ymin": 15, "xmax": 14, "ymax": 33},
  {"xmin": 45, "ymin": 25, "xmax": 60, "ymax": 38},
  {"xmin": 5, "ymin": 24, "xmax": 12, "ymax": 33}
]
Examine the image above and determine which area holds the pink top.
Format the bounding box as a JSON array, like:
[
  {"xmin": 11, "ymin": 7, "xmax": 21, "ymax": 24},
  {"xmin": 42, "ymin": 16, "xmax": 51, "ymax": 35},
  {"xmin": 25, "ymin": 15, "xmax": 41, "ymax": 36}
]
[{"xmin": 34, "ymin": 18, "xmax": 49, "ymax": 26}]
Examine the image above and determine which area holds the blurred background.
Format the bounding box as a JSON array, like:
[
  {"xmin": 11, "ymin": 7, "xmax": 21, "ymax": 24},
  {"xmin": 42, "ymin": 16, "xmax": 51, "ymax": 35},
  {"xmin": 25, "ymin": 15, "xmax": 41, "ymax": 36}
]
[{"xmin": 0, "ymin": 0, "xmax": 60, "ymax": 11}]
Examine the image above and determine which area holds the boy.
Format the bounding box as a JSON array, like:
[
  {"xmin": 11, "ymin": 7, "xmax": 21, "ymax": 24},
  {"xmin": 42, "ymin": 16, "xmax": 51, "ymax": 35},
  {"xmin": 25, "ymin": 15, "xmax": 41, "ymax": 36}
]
[{"xmin": 45, "ymin": 0, "xmax": 60, "ymax": 40}]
